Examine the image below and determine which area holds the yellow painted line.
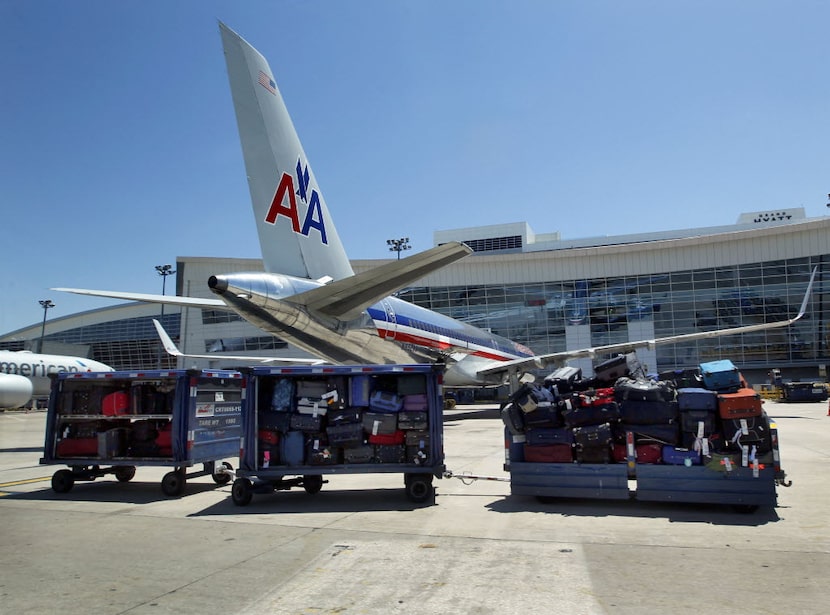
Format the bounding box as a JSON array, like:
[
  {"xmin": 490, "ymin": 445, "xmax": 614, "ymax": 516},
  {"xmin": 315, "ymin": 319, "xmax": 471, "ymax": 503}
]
[{"xmin": 0, "ymin": 476, "xmax": 52, "ymax": 488}]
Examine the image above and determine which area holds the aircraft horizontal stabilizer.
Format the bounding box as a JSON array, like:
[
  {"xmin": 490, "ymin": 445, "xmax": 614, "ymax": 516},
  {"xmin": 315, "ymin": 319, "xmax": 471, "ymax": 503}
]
[
  {"xmin": 152, "ymin": 320, "xmax": 324, "ymax": 365},
  {"xmin": 53, "ymin": 288, "xmax": 228, "ymax": 309},
  {"xmin": 288, "ymin": 241, "xmax": 473, "ymax": 321},
  {"xmin": 478, "ymin": 266, "xmax": 818, "ymax": 382}
]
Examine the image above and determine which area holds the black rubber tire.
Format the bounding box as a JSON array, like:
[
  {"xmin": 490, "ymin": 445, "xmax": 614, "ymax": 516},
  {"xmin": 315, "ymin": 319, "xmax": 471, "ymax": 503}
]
[
  {"xmin": 404, "ymin": 474, "xmax": 434, "ymax": 503},
  {"xmin": 161, "ymin": 470, "xmax": 186, "ymax": 497},
  {"xmin": 114, "ymin": 466, "xmax": 136, "ymax": 482},
  {"xmin": 51, "ymin": 469, "xmax": 74, "ymax": 493},
  {"xmin": 231, "ymin": 477, "xmax": 253, "ymax": 506},
  {"xmin": 303, "ymin": 475, "xmax": 324, "ymax": 495},
  {"xmin": 212, "ymin": 461, "xmax": 233, "ymax": 485}
]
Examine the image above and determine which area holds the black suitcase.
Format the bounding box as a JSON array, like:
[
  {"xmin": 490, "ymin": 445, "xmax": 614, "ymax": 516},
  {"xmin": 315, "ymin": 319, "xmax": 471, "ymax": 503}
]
[
  {"xmin": 573, "ymin": 422, "xmax": 612, "ymax": 449},
  {"xmin": 621, "ymin": 422, "xmax": 680, "ymax": 445},
  {"xmin": 374, "ymin": 444, "xmax": 406, "ymax": 464},
  {"xmin": 614, "ymin": 377, "xmax": 676, "ymax": 403},
  {"xmin": 289, "ymin": 413, "xmax": 324, "ymax": 432},
  {"xmin": 501, "ymin": 402, "xmax": 526, "ymax": 435},
  {"xmin": 575, "ymin": 447, "xmax": 611, "ymax": 464},
  {"xmin": 259, "ymin": 411, "xmax": 291, "ymax": 432},
  {"xmin": 544, "ymin": 366, "xmax": 583, "ymax": 395},
  {"xmin": 327, "ymin": 408, "xmax": 364, "ymax": 425},
  {"xmin": 593, "ymin": 352, "xmax": 644, "ymax": 384},
  {"xmin": 523, "ymin": 402, "xmax": 563, "ymax": 428},
  {"xmin": 562, "ymin": 402, "xmax": 620, "ymax": 428},
  {"xmin": 326, "ymin": 423, "xmax": 364, "ymax": 447},
  {"xmin": 619, "ymin": 399, "xmax": 678, "ymax": 425},
  {"xmin": 720, "ymin": 414, "xmax": 773, "ymax": 454},
  {"xmin": 679, "ymin": 409, "xmax": 716, "ymax": 435},
  {"xmin": 525, "ymin": 427, "xmax": 575, "ymax": 445},
  {"xmin": 343, "ymin": 444, "xmax": 374, "ymax": 464},
  {"xmin": 397, "ymin": 411, "xmax": 428, "ymax": 430},
  {"xmin": 658, "ymin": 368, "xmax": 702, "ymax": 389}
]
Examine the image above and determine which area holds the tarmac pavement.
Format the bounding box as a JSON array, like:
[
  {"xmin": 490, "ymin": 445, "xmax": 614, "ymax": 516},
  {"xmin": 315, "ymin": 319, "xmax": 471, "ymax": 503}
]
[{"xmin": 0, "ymin": 400, "xmax": 828, "ymax": 614}]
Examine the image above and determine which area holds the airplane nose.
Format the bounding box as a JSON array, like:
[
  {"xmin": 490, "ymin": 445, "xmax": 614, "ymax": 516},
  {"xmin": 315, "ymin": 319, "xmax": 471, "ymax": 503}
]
[{"xmin": 208, "ymin": 275, "xmax": 228, "ymax": 293}]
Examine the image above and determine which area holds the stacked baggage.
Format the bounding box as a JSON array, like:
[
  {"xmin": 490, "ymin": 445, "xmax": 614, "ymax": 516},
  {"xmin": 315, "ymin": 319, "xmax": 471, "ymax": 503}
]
[
  {"xmin": 503, "ymin": 357, "xmax": 773, "ymax": 472},
  {"xmin": 256, "ymin": 373, "xmax": 434, "ymax": 468}
]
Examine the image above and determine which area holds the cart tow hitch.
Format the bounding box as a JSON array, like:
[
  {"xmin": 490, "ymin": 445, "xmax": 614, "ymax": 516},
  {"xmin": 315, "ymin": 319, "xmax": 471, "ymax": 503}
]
[
  {"xmin": 443, "ymin": 470, "xmax": 511, "ymax": 485},
  {"xmin": 775, "ymin": 470, "xmax": 792, "ymax": 488}
]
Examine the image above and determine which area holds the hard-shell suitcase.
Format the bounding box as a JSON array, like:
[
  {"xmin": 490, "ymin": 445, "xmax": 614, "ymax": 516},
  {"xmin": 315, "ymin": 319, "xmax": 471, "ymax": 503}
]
[
  {"xmin": 363, "ymin": 411, "xmax": 399, "ymax": 435},
  {"xmin": 397, "ymin": 411, "xmax": 428, "ymax": 430},
  {"xmin": 368, "ymin": 430, "xmax": 405, "ymax": 446},
  {"xmin": 373, "ymin": 444, "xmax": 406, "ymax": 464},
  {"xmin": 402, "ymin": 394, "xmax": 428, "ymax": 412},
  {"xmin": 57, "ymin": 437, "xmax": 99, "ymax": 457},
  {"xmin": 700, "ymin": 359, "xmax": 742, "ymax": 392},
  {"xmin": 717, "ymin": 388, "xmax": 763, "ymax": 419},
  {"xmin": 662, "ymin": 445, "xmax": 702, "ymax": 465},
  {"xmin": 325, "ymin": 422, "xmax": 364, "ymax": 447},
  {"xmin": 369, "ymin": 390, "xmax": 404, "ymax": 413},
  {"xmin": 613, "ymin": 377, "xmax": 675, "ymax": 403},
  {"xmin": 525, "ymin": 427, "xmax": 575, "ymax": 446},
  {"xmin": 619, "ymin": 399, "xmax": 678, "ymax": 425},
  {"xmin": 102, "ymin": 390, "xmax": 131, "ymax": 416},
  {"xmin": 545, "ymin": 366, "xmax": 583, "ymax": 395},
  {"xmin": 327, "ymin": 408, "xmax": 363, "ymax": 425},
  {"xmin": 280, "ymin": 431, "xmax": 305, "ymax": 466},
  {"xmin": 594, "ymin": 352, "xmax": 643, "ymax": 384},
  {"xmin": 500, "ymin": 402, "xmax": 526, "ymax": 435},
  {"xmin": 349, "ymin": 375, "xmax": 371, "ymax": 407},
  {"xmin": 612, "ymin": 443, "xmax": 662, "ymax": 464},
  {"xmin": 289, "ymin": 413, "xmax": 323, "ymax": 432},
  {"xmin": 562, "ymin": 402, "xmax": 620, "ymax": 428},
  {"xmin": 258, "ymin": 429, "xmax": 280, "ymax": 445},
  {"xmin": 343, "ymin": 444, "xmax": 374, "ymax": 464},
  {"xmin": 573, "ymin": 422, "xmax": 612, "ymax": 449},
  {"xmin": 575, "ymin": 387, "xmax": 616, "ymax": 407},
  {"xmin": 522, "ymin": 403, "xmax": 563, "ymax": 429},
  {"xmin": 524, "ymin": 443, "xmax": 573, "ymax": 463},
  {"xmin": 270, "ymin": 378, "xmax": 295, "ymax": 411},
  {"xmin": 155, "ymin": 422, "xmax": 173, "ymax": 448},
  {"xmin": 677, "ymin": 387, "xmax": 718, "ymax": 411}
]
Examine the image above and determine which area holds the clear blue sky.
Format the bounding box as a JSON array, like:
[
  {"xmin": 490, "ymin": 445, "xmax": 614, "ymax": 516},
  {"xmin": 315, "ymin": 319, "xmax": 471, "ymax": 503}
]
[{"xmin": 2, "ymin": 0, "xmax": 829, "ymax": 335}]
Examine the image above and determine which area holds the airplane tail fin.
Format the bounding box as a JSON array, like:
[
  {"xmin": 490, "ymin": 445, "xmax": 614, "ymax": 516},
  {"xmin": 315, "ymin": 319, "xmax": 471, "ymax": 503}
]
[{"xmin": 219, "ymin": 22, "xmax": 354, "ymax": 281}]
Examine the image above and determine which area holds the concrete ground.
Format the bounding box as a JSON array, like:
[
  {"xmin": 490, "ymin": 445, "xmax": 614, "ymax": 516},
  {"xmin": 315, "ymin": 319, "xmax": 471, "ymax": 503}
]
[{"xmin": 0, "ymin": 400, "xmax": 828, "ymax": 614}]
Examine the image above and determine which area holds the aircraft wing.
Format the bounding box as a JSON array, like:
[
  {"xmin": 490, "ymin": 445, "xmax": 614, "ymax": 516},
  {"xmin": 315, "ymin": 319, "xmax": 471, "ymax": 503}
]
[
  {"xmin": 52, "ymin": 288, "xmax": 229, "ymax": 309},
  {"xmin": 287, "ymin": 241, "xmax": 473, "ymax": 320},
  {"xmin": 153, "ymin": 320, "xmax": 324, "ymax": 365},
  {"xmin": 478, "ymin": 267, "xmax": 818, "ymax": 381}
]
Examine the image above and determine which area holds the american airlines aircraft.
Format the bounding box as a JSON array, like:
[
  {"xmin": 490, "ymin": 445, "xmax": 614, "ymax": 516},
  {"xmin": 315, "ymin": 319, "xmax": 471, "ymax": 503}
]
[
  {"xmin": 55, "ymin": 23, "xmax": 817, "ymax": 388},
  {"xmin": 0, "ymin": 350, "xmax": 113, "ymax": 408}
]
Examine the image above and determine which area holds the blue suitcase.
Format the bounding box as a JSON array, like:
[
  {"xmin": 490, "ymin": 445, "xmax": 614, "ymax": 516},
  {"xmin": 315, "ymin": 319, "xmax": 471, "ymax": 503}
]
[
  {"xmin": 619, "ymin": 399, "xmax": 678, "ymax": 425},
  {"xmin": 349, "ymin": 375, "xmax": 371, "ymax": 407},
  {"xmin": 662, "ymin": 445, "xmax": 702, "ymax": 465},
  {"xmin": 699, "ymin": 360, "xmax": 742, "ymax": 392},
  {"xmin": 525, "ymin": 427, "xmax": 575, "ymax": 445},
  {"xmin": 677, "ymin": 387, "xmax": 719, "ymax": 411},
  {"xmin": 280, "ymin": 431, "xmax": 305, "ymax": 466},
  {"xmin": 369, "ymin": 390, "xmax": 403, "ymax": 413}
]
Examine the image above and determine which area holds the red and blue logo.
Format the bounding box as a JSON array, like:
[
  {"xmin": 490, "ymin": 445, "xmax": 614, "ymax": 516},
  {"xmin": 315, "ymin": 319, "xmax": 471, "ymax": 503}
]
[{"xmin": 264, "ymin": 159, "xmax": 328, "ymax": 244}]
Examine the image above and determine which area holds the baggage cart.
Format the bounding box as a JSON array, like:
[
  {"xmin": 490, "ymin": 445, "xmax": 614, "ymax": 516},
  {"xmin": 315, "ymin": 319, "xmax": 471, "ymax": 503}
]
[
  {"xmin": 231, "ymin": 364, "xmax": 445, "ymax": 506},
  {"xmin": 40, "ymin": 369, "xmax": 243, "ymax": 496}
]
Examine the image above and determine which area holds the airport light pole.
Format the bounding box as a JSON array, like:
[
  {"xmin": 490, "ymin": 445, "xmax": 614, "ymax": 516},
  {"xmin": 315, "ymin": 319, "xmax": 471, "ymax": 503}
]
[
  {"xmin": 38, "ymin": 299, "xmax": 54, "ymax": 353},
  {"xmin": 155, "ymin": 264, "xmax": 175, "ymax": 368},
  {"xmin": 387, "ymin": 237, "xmax": 411, "ymax": 260}
]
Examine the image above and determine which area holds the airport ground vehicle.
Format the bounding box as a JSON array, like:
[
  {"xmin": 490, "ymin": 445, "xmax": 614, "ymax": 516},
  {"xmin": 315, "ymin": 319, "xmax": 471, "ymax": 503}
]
[
  {"xmin": 40, "ymin": 369, "xmax": 242, "ymax": 496},
  {"xmin": 231, "ymin": 364, "xmax": 445, "ymax": 506}
]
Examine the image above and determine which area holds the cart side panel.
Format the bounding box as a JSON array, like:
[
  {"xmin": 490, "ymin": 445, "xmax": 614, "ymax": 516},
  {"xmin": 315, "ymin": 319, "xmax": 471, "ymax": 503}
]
[
  {"xmin": 510, "ymin": 461, "xmax": 631, "ymax": 500},
  {"xmin": 635, "ymin": 465, "xmax": 777, "ymax": 507}
]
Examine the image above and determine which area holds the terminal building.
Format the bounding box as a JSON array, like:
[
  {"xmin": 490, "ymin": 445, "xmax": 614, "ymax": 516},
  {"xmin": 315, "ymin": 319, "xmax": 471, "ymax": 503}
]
[{"xmin": 3, "ymin": 207, "xmax": 828, "ymax": 385}]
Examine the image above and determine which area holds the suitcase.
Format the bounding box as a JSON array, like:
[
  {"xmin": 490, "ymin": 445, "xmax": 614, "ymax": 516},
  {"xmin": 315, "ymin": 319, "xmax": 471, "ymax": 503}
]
[
  {"xmin": 704, "ymin": 451, "xmax": 741, "ymax": 472},
  {"xmin": 129, "ymin": 441, "xmax": 161, "ymax": 457},
  {"xmin": 397, "ymin": 374, "xmax": 427, "ymax": 396},
  {"xmin": 155, "ymin": 422, "xmax": 173, "ymax": 448},
  {"xmin": 280, "ymin": 431, "xmax": 305, "ymax": 466},
  {"xmin": 373, "ymin": 444, "xmax": 406, "ymax": 464},
  {"xmin": 363, "ymin": 411, "xmax": 399, "ymax": 435},
  {"xmin": 613, "ymin": 443, "xmax": 663, "ymax": 464},
  {"xmin": 717, "ymin": 388, "xmax": 763, "ymax": 419},
  {"xmin": 700, "ymin": 359, "xmax": 742, "ymax": 392},
  {"xmin": 562, "ymin": 402, "xmax": 620, "ymax": 428},
  {"xmin": 613, "ymin": 377, "xmax": 675, "ymax": 403},
  {"xmin": 326, "ymin": 423, "xmax": 364, "ymax": 447},
  {"xmin": 296, "ymin": 397, "xmax": 329, "ymax": 416},
  {"xmin": 102, "ymin": 390, "xmax": 131, "ymax": 416},
  {"xmin": 525, "ymin": 427, "xmax": 575, "ymax": 446},
  {"xmin": 594, "ymin": 352, "xmax": 643, "ymax": 384},
  {"xmin": 522, "ymin": 403, "xmax": 563, "ymax": 429},
  {"xmin": 258, "ymin": 429, "xmax": 280, "ymax": 446},
  {"xmin": 327, "ymin": 408, "xmax": 363, "ymax": 425},
  {"xmin": 524, "ymin": 443, "xmax": 573, "ymax": 463},
  {"xmin": 677, "ymin": 387, "xmax": 719, "ymax": 411},
  {"xmin": 679, "ymin": 409, "xmax": 716, "ymax": 436},
  {"xmin": 349, "ymin": 375, "xmax": 371, "ymax": 407},
  {"xmin": 512, "ymin": 383, "xmax": 555, "ymax": 413},
  {"xmin": 406, "ymin": 444, "xmax": 431, "ymax": 466},
  {"xmin": 343, "ymin": 444, "xmax": 374, "ymax": 464},
  {"xmin": 662, "ymin": 445, "xmax": 702, "ymax": 465},
  {"xmin": 368, "ymin": 430, "xmax": 405, "ymax": 446},
  {"xmin": 270, "ymin": 378, "xmax": 295, "ymax": 411},
  {"xmin": 621, "ymin": 423, "xmax": 680, "ymax": 445},
  {"xmin": 402, "ymin": 394, "xmax": 428, "ymax": 412},
  {"xmin": 130, "ymin": 384, "xmax": 169, "ymax": 415},
  {"xmin": 619, "ymin": 399, "xmax": 678, "ymax": 425},
  {"xmin": 131, "ymin": 420, "xmax": 158, "ymax": 442},
  {"xmin": 544, "ymin": 366, "xmax": 582, "ymax": 395},
  {"xmin": 397, "ymin": 411, "xmax": 428, "ymax": 430},
  {"xmin": 258, "ymin": 442, "xmax": 279, "ymax": 468},
  {"xmin": 295, "ymin": 380, "xmax": 329, "ymax": 398},
  {"xmin": 576, "ymin": 387, "xmax": 616, "ymax": 406},
  {"xmin": 500, "ymin": 402, "xmax": 526, "ymax": 435},
  {"xmin": 573, "ymin": 422, "xmax": 612, "ymax": 449},
  {"xmin": 405, "ymin": 430, "xmax": 430, "ymax": 447},
  {"xmin": 259, "ymin": 411, "xmax": 291, "ymax": 432},
  {"xmin": 369, "ymin": 390, "xmax": 404, "ymax": 413},
  {"xmin": 306, "ymin": 441, "xmax": 341, "ymax": 465},
  {"xmin": 289, "ymin": 413, "xmax": 323, "ymax": 432},
  {"xmin": 575, "ymin": 447, "xmax": 611, "ymax": 464},
  {"xmin": 658, "ymin": 368, "xmax": 702, "ymax": 389},
  {"xmin": 56, "ymin": 437, "xmax": 99, "ymax": 457},
  {"xmin": 721, "ymin": 415, "xmax": 773, "ymax": 453}
]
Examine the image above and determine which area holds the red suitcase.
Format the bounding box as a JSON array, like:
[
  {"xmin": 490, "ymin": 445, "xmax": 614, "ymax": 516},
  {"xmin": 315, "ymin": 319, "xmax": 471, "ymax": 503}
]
[
  {"xmin": 56, "ymin": 437, "xmax": 98, "ymax": 457},
  {"xmin": 612, "ymin": 443, "xmax": 663, "ymax": 464},
  {"xmin": 524, "ymin": 443, "xmax": 573, "ymax": 463},
  {"xmin": 102, "ymin": 390, "xmax": 130, "ymax": 416},
  {"xmin": 368, "ymin": 430, "xmax": 405, "ymax": 445},
  {"xmin": 717, "ymin": 388, "xmax": 763, "ymax": 419}
]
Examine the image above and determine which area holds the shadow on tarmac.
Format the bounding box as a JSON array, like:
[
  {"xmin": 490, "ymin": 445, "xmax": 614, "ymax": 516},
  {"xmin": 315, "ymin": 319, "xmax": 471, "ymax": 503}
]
[
  {"xmin": 6, "ymin": 478, "xmax": 228, "ymax": 504},
  {"xmin": 484, "ymin": 494, "xmax": 780, "ymax": 526},
  {"xmin": 190, "ymin": 486, "xmax": 428, "ymax": 516}
]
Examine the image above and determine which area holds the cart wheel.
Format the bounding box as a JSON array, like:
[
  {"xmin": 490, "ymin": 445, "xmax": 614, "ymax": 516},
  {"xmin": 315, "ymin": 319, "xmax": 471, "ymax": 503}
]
[
  {"xmin": 231, "ymin": 477, "xmax": 253, "ymax": 506},
  {"xmin": 114, "ymin": 466, "xmax": 136, "ymax": 483},
  {"xmin": 212, "ymin": 461, "xmax": 233, "ymax": 485},
  {"xmin": 161, "ymin": 470, "xmax": 186, "ymax": 497},
  {"xmin": 404, "ymin": 474, "xmax": 434, "ymax": 503},
  {"xmin": 51, "ymin": 469, "xmax": 74, "ymax": 493},
  {"xmin": 303, "ymin": 475, "xmax": 324, "ymax": 495}
]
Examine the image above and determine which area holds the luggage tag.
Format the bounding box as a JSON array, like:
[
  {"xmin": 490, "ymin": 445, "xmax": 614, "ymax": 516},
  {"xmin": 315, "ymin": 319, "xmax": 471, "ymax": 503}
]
[
  {"xmin": 701, "ymin": 437, "xmax": 709, "ymax": 456},
  {"xmin": 371, "ymin": 420, "xmax": 380, "ymax": 436},
  {"xmin": 313, "ymin": 438, "xmax": 320, "ymax": 450},
  {"xmin": 322, "ymin": 390, "xmax": 339, "ymax": 405},
  {"xmin": 697, "ymin": 421, "xmax": 705, "ymax": 439},
  {"xmin": 263, "ymin": 451, "xmax": 270, "ymax": 468},
  {"xmin": 723, "ymin": 456, "xmax": 733, "ymax": 472},
  {"xmin": 740, "ymin": 418, "xmax": 749, "ymax": 436},
  {"xmin": 741, "ymin": 444, "xmax": 749, "ymax": 467}
]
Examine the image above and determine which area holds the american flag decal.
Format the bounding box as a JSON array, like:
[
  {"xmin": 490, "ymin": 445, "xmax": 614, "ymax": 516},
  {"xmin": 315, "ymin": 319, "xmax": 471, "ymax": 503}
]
[{"xmin": 258, "ymin": 71, "xmax": 276, "ymax": 95}]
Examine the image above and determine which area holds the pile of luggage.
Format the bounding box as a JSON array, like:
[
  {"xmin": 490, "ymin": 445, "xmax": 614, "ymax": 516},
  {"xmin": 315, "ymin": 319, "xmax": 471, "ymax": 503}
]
[
  {"xmin": 257, "ymin": 374, "xmax": 431, "ymax": 468},
  {"xmin": 502, "ymin": 358, "xmax": 774, "ymax": 471}
]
